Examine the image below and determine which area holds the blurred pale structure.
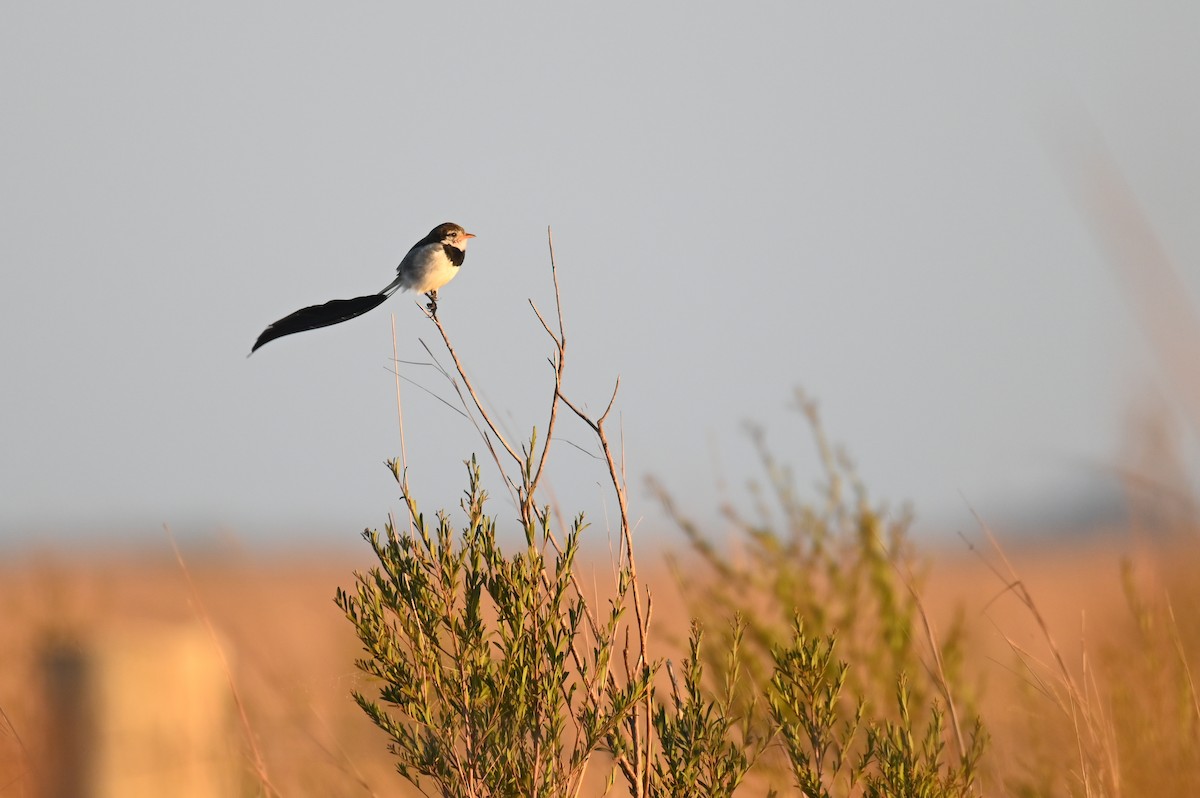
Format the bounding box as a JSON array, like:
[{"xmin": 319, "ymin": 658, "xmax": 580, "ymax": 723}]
[{"xmin": 42, "ymin": 622, "xmax": 236, "ymax": 798}]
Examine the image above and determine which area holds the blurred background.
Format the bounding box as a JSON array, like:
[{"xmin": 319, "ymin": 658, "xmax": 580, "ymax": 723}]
[
  {"xmin": 2, "ymin": 2, "xmax": 1199, "ymax": 796},
  {"xmin": 3, "ymin": 2, "xmax": 1198, "ymax": 549}
]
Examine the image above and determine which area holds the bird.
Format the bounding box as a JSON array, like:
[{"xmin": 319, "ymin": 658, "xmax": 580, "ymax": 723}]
[{"xmin": 250, "ymin": 222, "xmax": 476, "ymax": 353}]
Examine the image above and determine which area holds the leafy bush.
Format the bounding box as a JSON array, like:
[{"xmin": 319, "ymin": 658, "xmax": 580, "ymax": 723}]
[{"xmin": 336, "ymin": 233, "xmax": 986, "ymax": 797}]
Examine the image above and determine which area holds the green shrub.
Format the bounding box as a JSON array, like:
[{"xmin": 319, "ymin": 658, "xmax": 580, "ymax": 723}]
[{"xmin": 336, "ymin": 233, "xmax": 986, "ymax": 797}]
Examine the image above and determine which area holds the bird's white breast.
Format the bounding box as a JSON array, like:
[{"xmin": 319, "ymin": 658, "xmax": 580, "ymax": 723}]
[{"xmin": 398, "ymin": 245, "xmax": 462, "ymax": 293}]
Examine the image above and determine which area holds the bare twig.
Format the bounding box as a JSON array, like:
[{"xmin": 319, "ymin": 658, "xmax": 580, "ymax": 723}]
[
  {"xmin": 558, "ymin": 374, "xmax": 654, "ymax": 795},
  {"xmin": 525, "ymin": 230, "xmax": 567, "ymax": 512},
  {"xmin": 385, "ymin": 363, "xmax": 470, "ymax": 421},
  {"xmin": 392, "ymin": 315, "xmax": 416, "ymax": 538},
  {"xmin": 426, "ymin": 316, "xmax": 522, "ymax": 469},
  {"xmin": 415, "ymin": 336, "xmax": 520, "ymax": 506}
]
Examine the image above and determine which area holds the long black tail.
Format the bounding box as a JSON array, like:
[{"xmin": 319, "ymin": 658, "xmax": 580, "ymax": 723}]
[{"xmin": 250, "ymin": 293, "xmax": 390, "ymax": 353}]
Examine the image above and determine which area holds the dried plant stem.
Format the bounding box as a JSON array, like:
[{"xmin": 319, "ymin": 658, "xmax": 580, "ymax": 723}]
[
  {"xmin": 0, "ymin": 705, "xmax": 30, "ymax": 792},
  {"xmin": 390, "ymin": 314, "xmax": 416, "ymax": 538},
  {"xmin": 972, "ymin": 515, "xmax": 1119, "ymax": 796},
  {"xmin": 426, "ymin": 314, "xmax": 522, "ymax": 470},
  {"xmin": 1167, "ymin": 601, "xmax": 1200, "ymax": 727},
  {"xmin": 904, "ymin": 571, "xmax": 968, "ymax": 764},
  {"xmin": 165, "ymin": 525, "xmax": 280, "ymax": 798}
]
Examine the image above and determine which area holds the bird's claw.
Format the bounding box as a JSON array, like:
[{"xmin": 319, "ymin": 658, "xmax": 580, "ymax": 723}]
[{"xmin": 425, "ymin": 291, "xmax": 439, "ymax": 319}]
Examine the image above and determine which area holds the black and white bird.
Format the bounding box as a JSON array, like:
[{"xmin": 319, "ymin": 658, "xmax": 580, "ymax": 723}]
[{"xmin": 250, "ymin": 222, "xmax": 476, "ymax": 353}]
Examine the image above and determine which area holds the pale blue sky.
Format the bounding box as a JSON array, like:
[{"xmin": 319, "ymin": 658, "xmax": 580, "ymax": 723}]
[{"xmin": 2, "ymin": 3, "xmax": 1198, "ymax": 549}]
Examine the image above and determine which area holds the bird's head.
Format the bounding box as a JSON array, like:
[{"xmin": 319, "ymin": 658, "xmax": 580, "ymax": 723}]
[{"xmin": 434, "ymin": 222, "xmax": 476, "ymax": 250}]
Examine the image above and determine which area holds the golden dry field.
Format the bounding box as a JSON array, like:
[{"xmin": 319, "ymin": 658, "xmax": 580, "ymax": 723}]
[{"xmin": 2, "ymin": 529, "xmax": 1196, "ymax": 797}]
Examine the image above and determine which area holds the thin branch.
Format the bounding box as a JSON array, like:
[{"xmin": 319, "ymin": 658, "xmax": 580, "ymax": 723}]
[
  {"xmin": 385, "ymin": 364, "xmax": 470, "ymax": 421},
  {"xmin": 426, "ymin": 317, "xmax": 522, "ymax": 468},
  {"xmin": 416, "ymin": 336, "xmax": 521, "ymax": 505},
  {"xmin": 392, "ymin": 315, "xmax": 417, "ymax": 538},
  {"xmin": 528, "ymin": 229, "xmax": 567, "ymax": 501},
  {"xmin": 558, "ymin": 374, "xmax": 652, "ymax": 795},
  {"xmin": 529, "ymin": 300, "xmax": 561, "ymax": 349}
]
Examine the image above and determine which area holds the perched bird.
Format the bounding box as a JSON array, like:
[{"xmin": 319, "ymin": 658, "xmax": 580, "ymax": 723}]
[{"xmin": 250, "ymin": 222, "xmax": 475, "ymax": 353}]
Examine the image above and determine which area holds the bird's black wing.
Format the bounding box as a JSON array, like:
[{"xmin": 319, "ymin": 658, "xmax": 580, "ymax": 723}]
[{"xmin": 251, "ymin": 293, "xmax": 390, "ymax": 353}]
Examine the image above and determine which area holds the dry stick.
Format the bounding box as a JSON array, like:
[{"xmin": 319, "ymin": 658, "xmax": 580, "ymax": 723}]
[
  {"xmin": 165, "ymin": 525, "xmax": 280, "ymax": 798},
  {"xmin": 525, "ymin": 295, "xmax": 564, "ymax": 522},
  {"xmin": 528, "ymin": 227, "xmax": 567, "ymax": 495},
  {"xmin": 1069, "ymin": 658, "xmax": 1095, "ymax": 798},
  {"xmin": 525, "ymin": 245, "xmax": 647, "ymax": 796},
  {"xmin": 388, "ymin": 365, "xmax": 471, "ymax": 420},
  {"xmin": 619, "ymin": 407, "xmax": 655, "ymax": 795},
  {"xmin": 902, "ymin": 573, "xmax": 969, "ymax": 765},
  {"xmin": 558, "ymin": 381, "xmax": 652, "ymax": 796},
  {"xmin": 418, "ymin": 334, "xmax": 521, "ymax": 508},
  {"xmin": 391, "ymin": 314, "xmax": 416, "ymax": 538},
  {"xmin": 414, "ymin": 335, "xmax": 520, "ymax": 505},
  {"xmin": 525, "ymin": 266, "xmax": 607, "ymax": 693},
  {"xmin": 558, "ymin": 382, "xmax": 642, "ymax": 641},
  {"xmin": 546, "ymin": 267, "xmax": 649, "ymax": 793},
  {"xmin": 427, "ymin": 315, "xmax": 522, "ymax": 469},
  {"xmin": 878, "ymin": 530, "xmax": 970, "ymax": 764}
]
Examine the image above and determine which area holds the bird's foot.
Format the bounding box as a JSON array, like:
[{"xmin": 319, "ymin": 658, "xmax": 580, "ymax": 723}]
[{"xmin": 425, "ymin": 291, "xmax": 439, "ymax": 319}]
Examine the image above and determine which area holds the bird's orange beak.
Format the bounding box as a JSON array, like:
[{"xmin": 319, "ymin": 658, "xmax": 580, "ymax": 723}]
[{"xmin": 464, "ymin": 232, "xmax": 477, "ymax": 239}]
